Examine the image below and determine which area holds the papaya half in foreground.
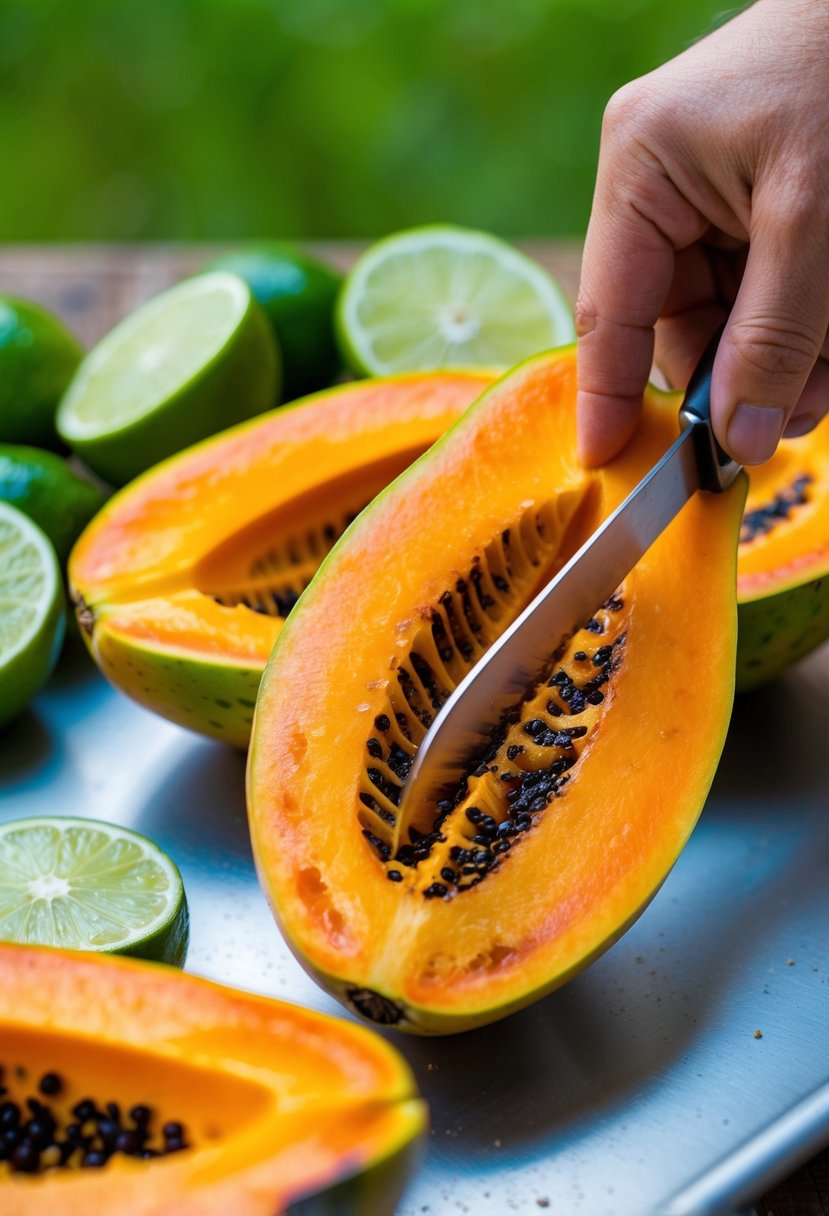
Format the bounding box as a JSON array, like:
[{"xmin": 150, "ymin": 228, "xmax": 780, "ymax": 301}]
[
  {"xmin": 68, "ymin": 371, "xmax": 492, "ymax": 745},
  {"xmin": 0, "ymin": 945, "xmax": 425, "ymax": 1215},
  {"xmin": 247, "ymin": 347, "xmax": 747, "ymax": 1035}
]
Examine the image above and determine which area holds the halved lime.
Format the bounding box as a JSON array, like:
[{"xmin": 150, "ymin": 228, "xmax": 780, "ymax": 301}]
[
  {"xmin": 0, "ymin": 501, "xmax": 65, "ymax": 729},
  {"xmin": 0, "ymin": 817, "xmax": 189, "ymax": 966},
  {"xmin": 337, "ymin": 225, "xmax": 576, "ymax": 376},
  {"xmin": 56, "ymin": 272, "xmax": 278, "ymax": 486}
]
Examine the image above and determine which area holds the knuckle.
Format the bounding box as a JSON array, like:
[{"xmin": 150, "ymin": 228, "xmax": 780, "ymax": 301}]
[
  {"xmin": 602, "ymin": 81, "xmax": 651, "ymax": 142},
  {"xmin": 731, "ymin": 318, "xmax": 821, "ymax": 382},
  {"xmin": 757, "ymin": 156, "xmax": 829, "ymax": 236},
  {"xmin": 760, "ymin": 182, "xmax": 826, "ymax": 237}
]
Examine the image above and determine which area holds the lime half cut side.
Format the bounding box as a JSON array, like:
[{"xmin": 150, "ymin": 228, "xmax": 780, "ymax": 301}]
[
  {"xmin": 337, "ymin": 225, "xmax": 576, "ymax": 376},
  {"xmin": 56, "ymin": 271, "xmax": 278, "ymax": 485},
  {"xmin": 0, "ymin": 817, "xmax": 189, "ymax": 966},
  {"xmin": 0, "ymin": 501, "xmax": 64, "ymax": 729}
]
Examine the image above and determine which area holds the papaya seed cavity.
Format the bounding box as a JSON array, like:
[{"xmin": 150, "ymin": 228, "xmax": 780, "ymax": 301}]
[{"xmin": 355, "ymin": 499, "xmax": 628, "ymax": 899}]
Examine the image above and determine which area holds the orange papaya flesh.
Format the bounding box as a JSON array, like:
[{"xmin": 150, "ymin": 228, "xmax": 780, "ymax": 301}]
[
  {"xmin": 69, "ymin": 371, "xmax": 494, "ymax": 745},
  {"xmin": 247, "ymin": 347, "xmax": 747, "ymax": 1035},
  {"xmin": 733, "ymin": 415, "xmax": 829, "ymax": 689},
  {"xmin": 0, "ymin": 944, "xmax": 425, "ymax": 1215}
]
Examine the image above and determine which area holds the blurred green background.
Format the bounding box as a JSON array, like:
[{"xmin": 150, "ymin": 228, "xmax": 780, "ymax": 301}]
[{"xmin": 1, "ymin": 0, "xmax": 725, "ymax": 242}]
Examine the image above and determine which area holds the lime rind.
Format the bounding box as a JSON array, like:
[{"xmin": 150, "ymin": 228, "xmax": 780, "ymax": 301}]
[
  {"xmin": 338, "ymin": 225, "xmax": 576, "ymax": 376},
  {"xmin": 0, "ymin": 296, "xmax": 83, "ymax": 450},
  {"xmin": 0, "ymin": 816, "xmax": 188, "ymax": 965},
  {"xmin": 57, "ymin": 273, "xmax": 251, "ymax": 441}
]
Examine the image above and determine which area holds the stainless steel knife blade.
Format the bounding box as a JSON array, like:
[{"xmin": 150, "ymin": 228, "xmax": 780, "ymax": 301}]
[{"xmin": 395, "ymin": 328, "xmax": 740, "ymax": 845}]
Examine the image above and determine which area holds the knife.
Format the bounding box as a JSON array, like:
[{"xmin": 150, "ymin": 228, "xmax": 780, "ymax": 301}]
[{"xmin": 395, "ymin": 328, "xmax": 742, "ymax": 840}]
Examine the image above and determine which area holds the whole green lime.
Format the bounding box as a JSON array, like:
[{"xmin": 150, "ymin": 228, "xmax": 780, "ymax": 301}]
[
  {"xmin": 0, "ymin": 297, "xmax": 83, "ymax": 449},
  {"xmin": 0, "ymin": 445, "xmax": 107, "ymax": 565},
  {"xmin": 205, "ymin": 245, "xmax": 343, "ymax": 400}
]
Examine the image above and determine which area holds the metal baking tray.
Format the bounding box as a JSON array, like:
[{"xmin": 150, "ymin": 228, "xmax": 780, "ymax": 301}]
[{"xmin": 2, "ymin": 635, "xmax": 827, "ymax": 1216}]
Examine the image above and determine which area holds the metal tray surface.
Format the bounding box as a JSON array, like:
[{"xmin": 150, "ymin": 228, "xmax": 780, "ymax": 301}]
[{"xmin": 1, "ymin": 636, "xmax": 827, "ymax": 1216}]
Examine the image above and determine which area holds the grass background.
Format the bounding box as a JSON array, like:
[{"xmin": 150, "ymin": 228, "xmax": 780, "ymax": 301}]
[{"xmin": 1, "ymin": 0, "xmax": 728, "ymax": 241}]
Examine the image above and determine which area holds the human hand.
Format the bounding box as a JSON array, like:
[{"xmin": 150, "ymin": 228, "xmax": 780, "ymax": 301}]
[{"xmin": 576, "ymin": 0, "xmax": 829, "ymax": 467}]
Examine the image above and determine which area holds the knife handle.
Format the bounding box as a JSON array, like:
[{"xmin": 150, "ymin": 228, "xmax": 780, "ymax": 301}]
[{"xmin": 678, "ymin": 324, "xmax": 742, "ymax": 492}]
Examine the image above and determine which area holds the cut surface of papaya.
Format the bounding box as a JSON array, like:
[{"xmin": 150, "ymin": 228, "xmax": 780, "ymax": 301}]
[
  {"xmin": 0, "ymin": 944, "xmax": 425, "ymax": 1214},
  {"xmin": 247, "ymin": 347, "xmax": 747, "ymax": 1034},
  {"xmin": 69, "ymin": 371, "xmax": 493, "ymax": 744}
]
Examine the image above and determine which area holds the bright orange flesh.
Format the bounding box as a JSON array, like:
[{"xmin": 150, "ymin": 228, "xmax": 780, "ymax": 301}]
[
  {"xmin": 72, "ymin": 374, "xmax": 495, "ymax": 600},
  {"xmin": 248, "ymin": 348, "xmax": 746, "ymax": 1033},
  {"xmin": 69, "ymin": 372, "xmax": 494, "ymax": 742},
  {"xmin": 0, "ymin": 945, "xmax": 424, "ymax": 1215}
]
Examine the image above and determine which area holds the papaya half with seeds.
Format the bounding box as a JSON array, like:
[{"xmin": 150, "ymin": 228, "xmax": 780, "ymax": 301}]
[
  {"xmin": 68, "ymin": 371, "xmax": 493, "ymax": 745},
  {"xmin": 0, "ymin": 944, "xmax": 425, "ymax": 1214},
  {"xmin": 733, "ymin": 419, "xmax": 829, "ymax": 689},
  {"xmin": 246, "ymin": 347, "xmax": 748, "ymax": 1035}
]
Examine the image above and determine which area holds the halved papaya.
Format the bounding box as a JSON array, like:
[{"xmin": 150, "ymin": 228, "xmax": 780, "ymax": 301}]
[
  {"xmin": 247, "ymin": 348, "xmax": 748, "ymax": 1034},
  {"xmin": 0, "ymin": 944, "xmax": 425, "ymax": 1214},
  {"xmin": 69, "ymin": 372, "xmax": 493, "ymax": 745}
]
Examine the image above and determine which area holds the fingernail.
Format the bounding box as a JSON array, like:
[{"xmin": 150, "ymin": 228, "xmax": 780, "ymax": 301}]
[
  {"xmin": 726, "ymin": 403, "xmax": 786, "ymax": 465},
  {"xmin": 783, "ymin": 412, "xmax": 817, "ymax": 439}
]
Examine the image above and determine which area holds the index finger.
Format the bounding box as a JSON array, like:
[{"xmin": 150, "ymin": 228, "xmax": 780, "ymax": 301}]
[{"xmin": 576, "ymin": 105, "xmax": 700, "ymax": 465}]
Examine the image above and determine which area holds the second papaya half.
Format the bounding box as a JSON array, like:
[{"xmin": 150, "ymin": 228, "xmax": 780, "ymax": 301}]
[
  {"xmin": 247, "ymin": 348, "xmax": 747, "ymax": 1034},
  {"xmin": 68, "ymin": 372, "xmax": 493, "ymax": 745}
]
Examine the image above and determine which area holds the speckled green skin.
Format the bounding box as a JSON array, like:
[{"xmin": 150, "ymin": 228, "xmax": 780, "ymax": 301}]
[
  {"xmin": 737, "ymin": 574, "xmax": 829, "ymax": 691},
  {"xmin": 92, "ymin": 624, "xmax": 264, "ymax": 747}
]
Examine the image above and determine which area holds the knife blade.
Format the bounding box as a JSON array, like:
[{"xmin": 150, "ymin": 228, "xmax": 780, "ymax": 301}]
[{"xmin": 395, "ymin": 327, "xmax": 741, "ymax": 843}]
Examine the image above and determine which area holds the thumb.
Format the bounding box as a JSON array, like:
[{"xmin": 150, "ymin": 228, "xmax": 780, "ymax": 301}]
[{"xmin": 712, "ymin": 199, "xmax": 829, "ymax": 465}]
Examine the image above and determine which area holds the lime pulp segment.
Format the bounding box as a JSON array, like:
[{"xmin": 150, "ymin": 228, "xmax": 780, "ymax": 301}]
[
  {"xmin": 57, "ymin": 274, "xmax": 250, "ymax": 438},
  {"xmin": 0, "ymin": 505, "xmax": 60, "ymax": 666},
  {"xmin": 0, "ymin": 818, "xmax": 185, "ymax": 953},
  {"xmin": 340, "ymin": 227, "xmax": 576, "ymax": 374}
]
